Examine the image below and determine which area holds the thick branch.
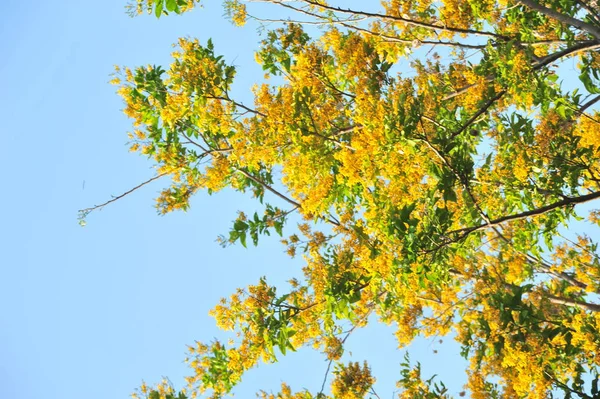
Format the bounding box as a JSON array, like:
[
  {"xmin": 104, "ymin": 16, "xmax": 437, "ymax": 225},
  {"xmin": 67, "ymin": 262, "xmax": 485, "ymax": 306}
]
[
  {"xmin": 579, "ymin": 93, "xmax": 600, "ymax": 114},
  {"xmin": 518, "ymin": 0, "xmax": 600, "ymax": 39},
  {"xmin": 419, "ymin": 129, "xmax": 591, "ymax": 291},
  {"xmin": 576, "ymin": 0, "xmax": 600, "ymax": 24},
  {"xmin": 547, "ymin": 294, "xmax": 600, "ymax": 312},
  {"xmin": 535, "ymin": 40, "xmax": 600, "ymax": 69},
  {"xmin": 451, "ymin": 190, "xmax": 600, "ymax": 237},
  {"xmin": 443, "ymin": 40, "xmax": 600, "ymax": 101}
]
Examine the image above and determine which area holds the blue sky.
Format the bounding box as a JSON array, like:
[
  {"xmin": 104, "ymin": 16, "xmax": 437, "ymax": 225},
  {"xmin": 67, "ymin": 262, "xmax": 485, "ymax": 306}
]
[{"xmin": 0, "ymin": 2, "xmax": 468, "ymax": 399}]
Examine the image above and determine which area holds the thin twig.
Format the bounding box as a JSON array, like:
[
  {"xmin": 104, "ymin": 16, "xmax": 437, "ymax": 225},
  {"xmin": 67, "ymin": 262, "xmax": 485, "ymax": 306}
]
[
  {"xmin": 293, "ymin": 0, "xmax": 506, "ymax": 39},
  {"xmin": 78, "ymin": 173, "xmax": 168, "ymax": 215},
  {"xmin": 449, "ymin": 91, "xmax": 506, "ymax": 139},
  {"xmin": 234, "ymin": 168, "xmax": 301, "ymax": 208}
]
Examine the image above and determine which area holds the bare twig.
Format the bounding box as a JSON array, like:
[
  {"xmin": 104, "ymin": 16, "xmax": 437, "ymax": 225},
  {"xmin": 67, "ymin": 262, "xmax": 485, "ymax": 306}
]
[{"xmin": 78, "ymin": 173, "xmax": 168, "ymax": 216}]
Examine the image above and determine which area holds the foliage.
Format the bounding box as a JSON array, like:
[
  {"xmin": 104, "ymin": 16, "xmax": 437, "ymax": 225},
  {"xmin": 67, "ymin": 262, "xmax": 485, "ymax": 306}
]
[{"xmin": 92, "ymin": 0, "xmax": 600, "ymax": 398}]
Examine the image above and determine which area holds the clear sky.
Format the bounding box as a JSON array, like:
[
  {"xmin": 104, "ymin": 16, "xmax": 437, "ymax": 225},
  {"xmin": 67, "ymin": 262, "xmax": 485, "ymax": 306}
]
[{"xmin": 0, "ymin": 2, "xmax": 467, "ymax": 399}]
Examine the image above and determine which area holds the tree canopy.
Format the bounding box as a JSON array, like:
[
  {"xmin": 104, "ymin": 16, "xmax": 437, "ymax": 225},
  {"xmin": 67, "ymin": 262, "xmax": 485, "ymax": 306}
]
[{"xmin": 84, "ymin": 0, "xmax": 600, "ymax": 397}]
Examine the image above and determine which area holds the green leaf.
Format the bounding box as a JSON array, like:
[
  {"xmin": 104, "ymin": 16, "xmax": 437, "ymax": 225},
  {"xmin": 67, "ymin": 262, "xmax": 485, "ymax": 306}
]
[
  {"xmin": 234, "ymin": 220, "xmax": 248, "ymax": 231},
  {"xmin": 274, "ymin": 221, "xmax": 283, "ymax": 236},
  {"xmin": 166, "ymin": 0, "xmax": 177, "ymax": 12},
  {"xmin": 281, "ymin": 56, "xmax": 291, "ymax": 73},
  {"xmin": 443, "ymin": 188, "xmax": 457, "ymax": 202},
  {"xmin": 274, "ymin": 293, "xmax": 291, "ymax": 307},
  {"xmin": 349, "ymin": 289, "xmax": 361, "ymax": 303},
  {"xmin": 579, "ymin": 70, "xmax": 600, "ymax": 94},
  {"xmin": 278, "ymin": 333, "xmax": 287, "ymax": 355},
  {"xmin": 154, "ymin": 0, "xmax": 164, "ymax": 17}
]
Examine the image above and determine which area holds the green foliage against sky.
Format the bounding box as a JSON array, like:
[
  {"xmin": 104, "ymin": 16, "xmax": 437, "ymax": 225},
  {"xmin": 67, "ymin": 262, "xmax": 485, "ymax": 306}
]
[{"xmin": 88, "ymin": 0, "xmax": 600, "ymax": 397}]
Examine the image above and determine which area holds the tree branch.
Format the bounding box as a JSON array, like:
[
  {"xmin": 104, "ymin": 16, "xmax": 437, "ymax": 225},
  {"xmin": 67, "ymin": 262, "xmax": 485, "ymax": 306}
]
[
  {"xmin": 518, "ymin": 0, "xmax": 600, "ymax": 40},
  {"xmin": 443, "ymin": 40, "xmax": 600, "ymax": 101},
  {"xmin": 534, "ymin": 40, "xmax": 600, "ymax": 69},
  {"xmin": 547, "ymin": 294, "xmax": 600, "ymax": 312},
  {"xmin": 294, "ymin": 0, "xmax": 506, "ymax": 39},
  {"xmin": 450, "ymin": 190, "xmax": 600, "ymax": 238},
  {"xmin": 234, "ymin": 168, "xmax": 301, "ymax": 208},
  {"xmin": 78, "ymin": 173, "xmax": 168, "ymax": 217},
  {"xmin": 334, "ymin": 20, "xmax": 488, "ymax": 50},
  {"xmin": 449, "ymin": 91, "xmax": 506, "ymax": 139}
]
